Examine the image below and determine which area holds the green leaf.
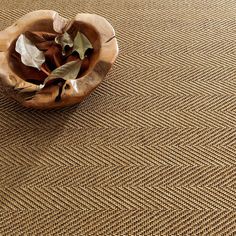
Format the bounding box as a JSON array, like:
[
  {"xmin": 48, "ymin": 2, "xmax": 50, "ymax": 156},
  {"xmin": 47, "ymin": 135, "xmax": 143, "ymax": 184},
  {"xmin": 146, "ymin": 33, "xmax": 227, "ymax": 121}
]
[
  {"xmin": 15, "ymin": 34, "xmax": 45, "ymax": 69},
  {"xmin": 43, "ymin": 60, "xmax": 82, "ymax": 86},
  {"xmin": 55, "ymin": 32, "xmax": 73, "ymax": 55},
  {"xmin": 73, "ymin": 32, "xmax": 93, "ymax": 60}
]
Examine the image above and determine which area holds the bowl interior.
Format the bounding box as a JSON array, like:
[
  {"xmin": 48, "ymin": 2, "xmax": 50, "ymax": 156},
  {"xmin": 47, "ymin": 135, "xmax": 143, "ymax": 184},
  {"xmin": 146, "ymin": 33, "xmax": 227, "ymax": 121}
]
[{"xmin": 7, "ymin": 18, "xmax": 101, "ymax": 84}]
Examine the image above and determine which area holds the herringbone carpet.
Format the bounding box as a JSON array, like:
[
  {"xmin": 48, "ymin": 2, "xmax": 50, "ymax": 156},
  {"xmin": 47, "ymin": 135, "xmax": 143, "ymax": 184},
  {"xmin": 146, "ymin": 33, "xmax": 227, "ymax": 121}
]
[{"xmin": 1, "ymin": 0, "xmax": 236, "ymax": 235}]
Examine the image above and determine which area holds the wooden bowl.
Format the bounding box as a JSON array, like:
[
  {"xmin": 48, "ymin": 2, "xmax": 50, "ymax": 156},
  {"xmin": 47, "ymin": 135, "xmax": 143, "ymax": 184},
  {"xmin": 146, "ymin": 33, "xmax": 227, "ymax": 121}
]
[{"xmin": 0, "ymin": 10, "xmax": 118, "ymax": 109}]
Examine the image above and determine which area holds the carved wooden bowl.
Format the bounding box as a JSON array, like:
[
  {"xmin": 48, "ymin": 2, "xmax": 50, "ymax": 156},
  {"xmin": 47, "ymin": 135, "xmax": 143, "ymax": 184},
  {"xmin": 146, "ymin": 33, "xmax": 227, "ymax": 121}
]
[{"xmin": 0, "ymin": 10, "xmax": 118, "ymax": 109}]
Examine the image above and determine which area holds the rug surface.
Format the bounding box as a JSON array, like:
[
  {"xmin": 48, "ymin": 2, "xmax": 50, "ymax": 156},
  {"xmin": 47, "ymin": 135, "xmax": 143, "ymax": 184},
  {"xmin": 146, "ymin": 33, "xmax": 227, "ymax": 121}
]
[{"xmin": 1, "ymin": 0, "xmax": 236, "ymax": 235}]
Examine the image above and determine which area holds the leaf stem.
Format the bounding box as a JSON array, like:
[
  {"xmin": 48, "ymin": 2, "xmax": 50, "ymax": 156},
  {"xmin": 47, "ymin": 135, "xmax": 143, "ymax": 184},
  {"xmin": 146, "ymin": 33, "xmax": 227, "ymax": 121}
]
[{"xmin": 40, "ymin": 65, "xmax": 50, "ymax": 75}]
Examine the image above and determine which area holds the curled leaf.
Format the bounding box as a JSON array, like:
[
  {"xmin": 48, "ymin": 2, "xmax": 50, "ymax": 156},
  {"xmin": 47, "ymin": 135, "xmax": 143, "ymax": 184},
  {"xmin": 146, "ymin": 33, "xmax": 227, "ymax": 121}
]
[
  {"xmin": 24, "ymin": 31, "xmax": 45, "ymax": 44},
  {"xmin": 55, "ymin": 32, "xmax": 73, "ymax": 55},
  {"xmin": 24, "ymin": 31, "xmax": 57, "ymax": 51},
  {"xmin": 53, "ymin": 12, "xmax": 71, "ymax": 34},
  {"xmin": 73, "ymin": 32, "xmax": 93, "ymax": 60},
  {"xmin": 15, "ymin": 34, "xmax": 46, "ymax": 70},
  {"xmin": 41, "ymin": 32, "xmax": 57, "ymax": 41},
  {"xmin": 24, "ymin": 31, "xmax": 56, "ymax": 43},
  {"xmin": 35, "ymin": 41, "xmax": 55, "ymax": 51},
  {"xmin": 43, "ymin": 60, "xmax": 82, "ymax": 86}
]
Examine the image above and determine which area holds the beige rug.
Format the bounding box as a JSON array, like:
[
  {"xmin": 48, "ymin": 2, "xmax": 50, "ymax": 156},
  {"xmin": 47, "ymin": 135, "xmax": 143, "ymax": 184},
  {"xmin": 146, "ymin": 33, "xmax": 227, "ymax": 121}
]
[{"xmin": 1, "ymin": 0, "xmax": 236, "ymax": 235}]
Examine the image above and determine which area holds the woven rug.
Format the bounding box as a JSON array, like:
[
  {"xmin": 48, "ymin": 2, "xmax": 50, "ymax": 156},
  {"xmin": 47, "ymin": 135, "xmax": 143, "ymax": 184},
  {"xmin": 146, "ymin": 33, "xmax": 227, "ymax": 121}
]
[{"xmin": 1, "ymin": 0, "xmax": 236, "ymax": 235}]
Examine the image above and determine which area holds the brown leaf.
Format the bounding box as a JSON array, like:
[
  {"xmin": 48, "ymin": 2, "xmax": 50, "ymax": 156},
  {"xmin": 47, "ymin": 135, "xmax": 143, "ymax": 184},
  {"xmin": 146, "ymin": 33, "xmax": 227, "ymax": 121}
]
[
  {"xmin": 10, "ymin": 49, "xmax": 47, "ymax": 85},
  {"xmin": 44, "ymin": 45, "xmax": 63, "ymax": 70},
  {"xmin": 24, "ymin": 31, "xmax": 57, "ymax": 51},
  {"xmin": 41, "ymin": 32, "xmax": 57, "ymax": 41},
  {"xmin": 66, "ymin": 54, "xmax": 80, "ymax": 63},
  {"xmin": 35, "ymin": 41, "xmax": 55, "ymax": 51},
  {"xmin": 24, "ymin": 31, "xmax": 45, "ymax": 44}
]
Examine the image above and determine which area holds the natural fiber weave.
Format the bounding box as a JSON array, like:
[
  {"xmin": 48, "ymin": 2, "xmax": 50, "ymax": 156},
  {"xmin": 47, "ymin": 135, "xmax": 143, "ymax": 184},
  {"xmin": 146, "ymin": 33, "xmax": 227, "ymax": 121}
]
[{"xmin": 1, "ymin": 0, "xmax": 236, "ymax": 235}]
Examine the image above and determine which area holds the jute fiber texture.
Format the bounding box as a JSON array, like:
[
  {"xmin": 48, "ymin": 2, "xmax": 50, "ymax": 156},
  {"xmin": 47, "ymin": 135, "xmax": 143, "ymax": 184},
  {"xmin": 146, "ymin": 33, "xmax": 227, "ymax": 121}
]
[{"xmin": 1, "ymin": 0, "xmax": 236, "ymax": 235}]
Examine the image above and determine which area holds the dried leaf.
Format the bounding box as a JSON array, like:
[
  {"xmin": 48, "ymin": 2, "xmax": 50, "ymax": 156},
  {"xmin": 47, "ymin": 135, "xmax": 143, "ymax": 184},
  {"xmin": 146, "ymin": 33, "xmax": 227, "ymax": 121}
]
[
  {"xmin": 66, "ymin": 54, "xmax": 80, "ymax": 63},
  {"xmin": 15, "ymin": 34, "xmax": 45, "ymax": 70},
  {"xmin": 9, "ymin": 47, "xmax": 47, "ymax": 83},
  {"xmin": 44, "ymin": 45, "xmax": 63, "ymax": 69},
  {"xmin": 53, "ymin": 12, "xmax": 70, "ymax": 34},
  {"xmin": 41, "ymin": 32, "xmax": 57, "ymax": 41},
  {"xmin": 72, "ymin": 32, "xmax": 93, "ymax": 60},
  {"xmin": 55, "ymin": 32, "xmax": 73, "ymax": 55},
  {"xmin": 24, "ymin": 31, "xmax": 45, "ymax": 44},
  {"xmin": 24, "ymin": 31, "xmax": 56, "ymax": 51},
  {"xmin": 35, "ymin": 41, "xmax": 55, "ymax": 51},
  {"xmin": 43, "ymin": 60, "xmax": 82, "ymax": 86}
]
